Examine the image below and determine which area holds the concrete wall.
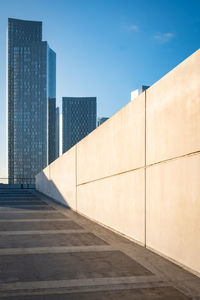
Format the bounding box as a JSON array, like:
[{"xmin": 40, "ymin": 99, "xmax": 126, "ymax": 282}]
[
  {"xmin": 36, "ymin": 49, "xmax": 200, "ymax": 276},
  {"xmin": 77, "ymin": 93, "xmax": 145, "ymax": 184},
  {"xmin": 146, "ymin": 154, "xmax": 200, "ymax": 276},
  {"xmin": 36, "ymin": 146, "xmax": 76, "ymax": 210}
]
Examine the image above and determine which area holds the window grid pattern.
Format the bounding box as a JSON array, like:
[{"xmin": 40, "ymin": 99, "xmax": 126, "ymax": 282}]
[
  {"xmin": 62, "ymin": 97, "xmax": 96, "ymax": 153},
  {"xmin": 8, "ymin": 18, "xmax": 56, "ymax": 184}
]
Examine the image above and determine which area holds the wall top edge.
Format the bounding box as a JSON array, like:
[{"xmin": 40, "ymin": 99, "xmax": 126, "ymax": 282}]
[{"xmin": 146, "ymin": 48, "xmax": 200, "ymax": 95}]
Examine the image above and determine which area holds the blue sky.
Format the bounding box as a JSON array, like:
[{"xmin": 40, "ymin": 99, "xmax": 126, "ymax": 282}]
[{"xmin": 0, "ymin": 0, "xmax": 200, "ymax": 177}]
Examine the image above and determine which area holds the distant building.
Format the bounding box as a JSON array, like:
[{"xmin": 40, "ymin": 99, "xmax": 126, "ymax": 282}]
[
  {"xmin": 47, "ymin": 48, "xmax": 56, "ymax": 165},
  {"xmin": 131, "ymin": 85, "xmax": 149, "ymax": 101},
  {"xmin": 59, "ymin": 113, "xmax": 63, "ymax": 157},
  {"xmin": 7, "ymin": 18, "xmax": 56, "ymax": 183},
  {"xmin": 62, "ymin": 97, "xmax": 96, "ymax": 153},
  {"xmin": 97, "ymin": 117, "xmax": 109, "ymax": 126},
  {"xmin": 55, "ymin": 107, "xmax": 60, "ymax": 159}
]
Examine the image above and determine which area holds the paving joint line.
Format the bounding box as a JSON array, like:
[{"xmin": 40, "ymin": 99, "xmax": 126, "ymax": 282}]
[
  {"xmin": 0, "ymin": 229, "xmax": 88, "ymax": 235},
  {"xmin": 0, "ymin": 245, "xmax": 115, "ymax": 255}
]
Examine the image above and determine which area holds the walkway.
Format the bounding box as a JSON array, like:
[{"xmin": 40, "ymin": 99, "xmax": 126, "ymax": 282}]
[{"xmin": 0, "ymin": 189, "xmax": 199, "ymax": 299}]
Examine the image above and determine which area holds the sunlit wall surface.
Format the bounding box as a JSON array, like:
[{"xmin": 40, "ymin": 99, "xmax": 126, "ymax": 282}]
[
  {"xmin": 62, "ymin": 97, "xmax": 96, "ymax": 153},
  {"xmin": 7, "ymin": 18, "xmax": 56, "ymax": 183}
]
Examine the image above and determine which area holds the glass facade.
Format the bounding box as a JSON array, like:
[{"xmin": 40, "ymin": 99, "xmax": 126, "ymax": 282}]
[
  {"xmin": 97, "ymin": 117, "xmax": 109, "ymax": 126},
  {"xmin": 55, "ymin": 107, "xmax": 60, "ymax": 158},
  {"xmin": 7, "ymin": 18, "xmax": 56, "ymax": 183},
  {"xmin": 62, "ymin": 97, "xmax": 96, "ymax": 153},
  {"xmin": 47, "ymin": 46, "xmax": 56, "ymax": 164}
]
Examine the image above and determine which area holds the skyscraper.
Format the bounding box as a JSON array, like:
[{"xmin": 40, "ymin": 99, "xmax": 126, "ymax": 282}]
[
  {"xmin": 62, "ymin": 97, "xmax": 96, "ymax": 153},
  {"xmin": 55, "ymin": 107, "xmax": 60, "ymax": 159},
  {"xmin": 7, "ymin": 18, "xmax": 56, "ymax": 183},
  {"xmin": 97, "ymin": 117, "xmax": 109, "ymax": 126},
  {"xmin": 47, "ymin": 47, "xmax": 56, "ymax": 165}
]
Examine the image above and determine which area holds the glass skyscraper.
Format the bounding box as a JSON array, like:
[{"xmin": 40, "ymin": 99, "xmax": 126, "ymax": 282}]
[
  {"xmin": 62, "ymin": 97, "xmax": 96, "ymax": 153},
  {"xmin": 7, "ymin": 18, "xmax": 56, "ymax": 183},
  {"xmin": 97, "ymin": 117, "xmax": 109, "ymax": 126},
  {"xmin": 55, "ymin": 107, "xmax": 60, "ymax": 159}
]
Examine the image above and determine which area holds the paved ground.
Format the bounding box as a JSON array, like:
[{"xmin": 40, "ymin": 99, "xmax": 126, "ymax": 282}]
[{"xmin": 0, "ymin": 190, "xmax": 200, "ymax": 299}]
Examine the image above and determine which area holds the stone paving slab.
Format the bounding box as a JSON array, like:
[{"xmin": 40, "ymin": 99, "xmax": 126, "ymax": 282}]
[
  {"xmin": 0, "ymin": 212, "xmax": 65, "ymax": 219},
  {"xmin": 0, "ymin": 206, "xmax": 55, "ymax": 211},
  {"xmin": 0, "ymin": 195, "xmax": 41, "ymax": 198},
  {"xmin": 0, "ymin": 219, "xmax": 67, "ymax": 222},
  {"xmin": 0, "ymin": 230, "xmax": 87, "ymax": 236},
  {"xmin": 0, "ymin": 232, "xmax": 107, "ymax": 248},
  {"xmin": 0, "ymin": 189, "xmax": 199, "ymax": 299},
  {"xmin": 0, "ymin": 245, "xmax": 113, "ymax": 255},
  {"xmin": 0, "ymin": 251, "xmax": 152, "ymax": 283},
  {"xmin": 0, "ymin": 220, "xmax": 82, "ymax": 231},
  {"xmin": 0, "ymin": 200, "xmax": 43, "ymax": 204},
  {"xmin": 0, "ymin": 286, "xmax": 190, "ymax": 299},
  {"xmin": 0, "ymin": 197, "xmax": 44, "ymax": 200},
  {"xmin": 0, "ymin": 201, "xmax": 47, "ymax": 206},
  {"xmin": 0, "ymin": 196, "xmax": 39, "ymax": 199},
  {"xmin": 0, "ymin": 192, "xmax": 33, "ymax": 195}
]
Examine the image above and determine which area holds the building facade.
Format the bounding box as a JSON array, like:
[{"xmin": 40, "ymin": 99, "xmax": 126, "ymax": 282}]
[
  {"xmin": 7, "ymin": 18, "xmax": 56, "ymax": 183},
  {"xmin": 55, "ymin": 107, "xmax": 60, "ymax": 159},
  {"xmin": 97, "ymin": 117, "xmax": 109, "ymax": 126},
  {"xmin": 47, "ymin": 47, "xmax": 56, "ymax": 165},
  {"xmin": 131, "ymin": 85, "xmax": 149, "ymax": 101},
  {"xmin": 62, "ymin": 97, "xmax": 96, "ymax": 153}
]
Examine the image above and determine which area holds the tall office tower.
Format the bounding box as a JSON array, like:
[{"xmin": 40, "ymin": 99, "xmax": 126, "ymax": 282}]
[
  {"xmin": 7, "ymin": 18, "xmax": 56, "ymax": 183},
  {"xmin": 55, "ymin": 107, "xmax": 60, "ymax": 158},
  {"xmin": 59, "ymin": 113, "xmax": 63, "ymax": 157},
  {"xmin": 47, "ymin": 48, "xmax": 56, "ymax": 165},
  {"xmin": 62, "ymin": 97, "xmax": 96, "ymax": 153}
]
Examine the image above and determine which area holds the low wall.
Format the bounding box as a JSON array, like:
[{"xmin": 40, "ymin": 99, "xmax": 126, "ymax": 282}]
[
  {"xmin": 36, "ymin": 49, "xmax": 200, "ymax": 276},
  {"xmin": 36, "ymin": 146, "xmax": 76, "ymax": 210}
]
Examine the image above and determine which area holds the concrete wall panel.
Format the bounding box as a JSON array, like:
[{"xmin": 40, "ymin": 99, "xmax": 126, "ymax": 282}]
[
  {"xmin": 36, "ymin": 49, "xmax": 200, "ymax": 276},
  {"xmin": 77, "ymin": 169, "xmax": 145, "ymax": 245},
  {"xmin": 146, "ymin": 49, "xmax": 200, "ymax": 165},
  {"xmin": 77, "ymin": 93, "xmax": 145, "ymax": 185},
  {"xmin": 35, "ymin": 166, "xmax": 50, "ymax": 195},
  {"xmin": 36, "ymin": 146, "xmax": 76, "ymax": 209},
  {"xmin": 146, "ymin": 154, "xmax": 200, "ymax": 274}
]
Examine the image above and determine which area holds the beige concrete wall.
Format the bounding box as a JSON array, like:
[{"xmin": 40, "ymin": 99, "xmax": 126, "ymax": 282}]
[
  {"xmin": 36, "ymin": 49, "xmax": 200, "ymax": 276},
  {"xmin": 75, "ymin": 92, "xmax": 145, "ymax": 244},
  {"xmin": 36, "ymin": 146, "xmax": 76, "ymax": 210},
  {"xmin": 145, "ymin": 49, "xmax": 200, "ymax": 276},
  {"xmin": 146, "ymin": 154, "xmax": 200, "ymax": 274},
  {"xmin": 146, "ymin": 50, "xmax": 200, "ymax": 165},
  {"xmin": 77, "ymin": 169, "xmax": 145, "ymax": 245},
  {"xmin": 36, "ymin": 165, "xmax": 50, "ymax": 195},
  {"xmin": 77, "ymin": 93, "xmax": 145, "ymax": 184}
]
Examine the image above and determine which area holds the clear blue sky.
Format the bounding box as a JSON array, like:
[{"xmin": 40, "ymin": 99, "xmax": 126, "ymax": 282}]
[{"xmin": 0, "ymin": 0, "xmax": 200, "ymax": 177}]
